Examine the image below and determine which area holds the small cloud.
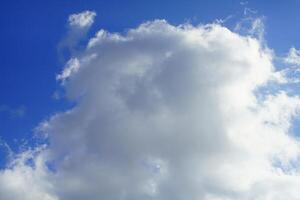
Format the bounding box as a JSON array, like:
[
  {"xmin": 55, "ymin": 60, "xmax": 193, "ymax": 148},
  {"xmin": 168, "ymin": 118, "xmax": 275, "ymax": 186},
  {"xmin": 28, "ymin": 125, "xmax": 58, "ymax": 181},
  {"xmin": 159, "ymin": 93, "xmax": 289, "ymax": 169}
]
[
  {"xmin": 56, "ymin": 57, "xmax": 80, "ymax": 82},
  {"xmin": 68, "ymin": 10, "xmax": 96, "ymax": 29},
  {"xmin": 284, "ymin": 47, "xmax": 300, "ymax": 65},
  {"xmin": 58, "ymin": 10, "xmax": 97, "ymax": 63}
]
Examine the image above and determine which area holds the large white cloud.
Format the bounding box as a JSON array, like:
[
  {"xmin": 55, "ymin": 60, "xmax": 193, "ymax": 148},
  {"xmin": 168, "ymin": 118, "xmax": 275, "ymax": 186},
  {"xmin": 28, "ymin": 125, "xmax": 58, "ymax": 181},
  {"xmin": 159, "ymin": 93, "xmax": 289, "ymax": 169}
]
[{"xmin": 1, "ymin": 17, "xmax": 300, "ymax": 200}]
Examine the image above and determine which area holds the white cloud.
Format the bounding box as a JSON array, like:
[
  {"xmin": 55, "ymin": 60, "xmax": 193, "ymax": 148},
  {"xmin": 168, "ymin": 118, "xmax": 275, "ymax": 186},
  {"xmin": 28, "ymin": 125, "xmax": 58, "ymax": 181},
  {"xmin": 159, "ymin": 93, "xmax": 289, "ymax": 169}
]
[
  {"xmin": 68, "ymin": 10, "xmax": 96, "ymax": 28},
  {"xmin": 56, "ymin": 58, "xmax": 80, "ymax": 82},
  {"xmin": 285, "ymin": 47, "xmax": 300, "ymax": 65},
  {"xmin": 0, "ymin": 147, "xmax": 57, "ymax": 200},
  {"xmin": 58, "ymin": 10, "xmax": 97, "ymax": 61},
  {"xmin": 2, "ymin": 19, "xmax": 300, "ymax": 200},
  {"xmin": 272, "ymin": 47, "xmax": 300, "ymax": 84}
]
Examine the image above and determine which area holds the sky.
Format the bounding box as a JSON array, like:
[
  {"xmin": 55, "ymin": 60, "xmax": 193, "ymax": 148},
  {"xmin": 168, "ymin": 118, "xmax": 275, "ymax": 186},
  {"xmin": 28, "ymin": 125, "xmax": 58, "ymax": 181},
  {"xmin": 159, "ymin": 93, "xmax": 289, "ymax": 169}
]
[{"xmin": 1, "ymin": 0, "xmax": 300, "ymax": 199}]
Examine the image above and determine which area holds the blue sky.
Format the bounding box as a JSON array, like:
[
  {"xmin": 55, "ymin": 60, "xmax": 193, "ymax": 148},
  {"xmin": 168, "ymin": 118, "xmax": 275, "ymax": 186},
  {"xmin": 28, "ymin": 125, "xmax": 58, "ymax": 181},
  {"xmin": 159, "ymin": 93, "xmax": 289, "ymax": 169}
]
[
  {"xmin": 1, "ymin": 0, "xmax": 300, "ymax": 167},
  {"xmin": 2, "ymin": 1, "xmax": 300, "ymax": 199}
]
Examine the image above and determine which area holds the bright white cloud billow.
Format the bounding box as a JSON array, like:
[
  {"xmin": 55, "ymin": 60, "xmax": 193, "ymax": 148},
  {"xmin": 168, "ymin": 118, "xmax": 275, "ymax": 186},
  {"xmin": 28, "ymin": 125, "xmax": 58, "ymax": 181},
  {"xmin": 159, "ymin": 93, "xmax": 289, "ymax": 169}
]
[{"xmin": 2, "ymin": 17, "xmax": 300, "ymax": 200}]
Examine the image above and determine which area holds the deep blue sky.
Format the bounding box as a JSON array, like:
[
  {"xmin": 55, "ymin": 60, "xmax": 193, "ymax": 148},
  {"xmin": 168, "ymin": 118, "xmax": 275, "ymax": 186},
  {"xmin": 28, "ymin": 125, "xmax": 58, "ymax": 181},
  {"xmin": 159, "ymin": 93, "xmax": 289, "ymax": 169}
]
[{"xmin": 1, "ymin": 0, "xmax": 300, "ymax": 167}]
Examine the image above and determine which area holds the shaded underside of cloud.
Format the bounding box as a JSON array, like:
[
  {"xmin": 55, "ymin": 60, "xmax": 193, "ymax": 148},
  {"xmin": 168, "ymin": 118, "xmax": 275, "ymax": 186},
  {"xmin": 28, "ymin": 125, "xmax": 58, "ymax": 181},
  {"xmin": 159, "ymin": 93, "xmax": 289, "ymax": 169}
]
[{"xmin": 1, "ymin": 15, "xmax": 300, "ymax": 200}]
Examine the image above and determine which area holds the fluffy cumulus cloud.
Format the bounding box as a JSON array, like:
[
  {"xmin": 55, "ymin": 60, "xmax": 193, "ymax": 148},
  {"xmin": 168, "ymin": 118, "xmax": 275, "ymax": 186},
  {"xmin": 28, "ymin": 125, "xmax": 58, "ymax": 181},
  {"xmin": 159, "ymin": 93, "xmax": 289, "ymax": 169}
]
[{"xmin": 2, "ymin": 14, "xmax": 300, "ymax": 200}]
